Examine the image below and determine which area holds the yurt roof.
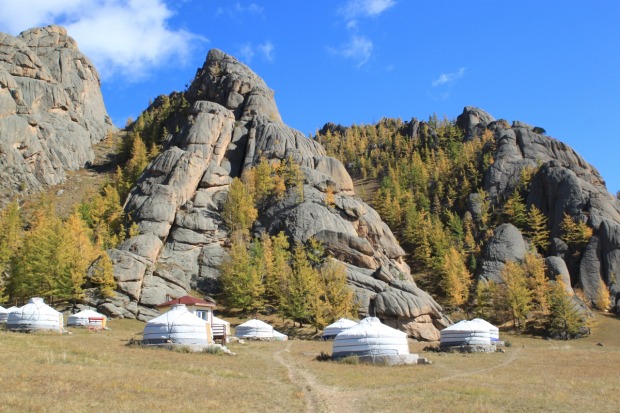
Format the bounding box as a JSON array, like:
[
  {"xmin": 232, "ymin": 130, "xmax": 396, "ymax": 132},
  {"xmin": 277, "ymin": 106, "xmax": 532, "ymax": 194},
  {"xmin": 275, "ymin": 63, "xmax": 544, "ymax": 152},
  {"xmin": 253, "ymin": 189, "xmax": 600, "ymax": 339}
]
[
  {"xmin": 470, "ymin": 318, "xmax": 499, "ymax": 331},
  {"xmin": 236, "ymin": 319, "xmax": 274, "ymax": 329},
  {"xmin": 325, "ymin": 318, "xmax": 358, "ymax": 330},
  {"xmin": 212, "ymin": 316, "xmax": 230, "ymax": 325},
  {"xmin": 148, "ymin": 304, "xmax": 207, "ymax": 326},
  {"xmin": 156, "ymin": 295, "xmax": 216, "ymax": 308},
  {"xmin": 442, "ymin": 320, "xmax": 491, "ymax": 333},
  {"xmin": 6, "ymin": 306, "xmax": 20, "ymax": 312},
  {"xmin": 14, "ymin": 297, "xmax": 61, "ymax": 315},
  {"xmin": 0, "ymin": 305, "xmax": 6, "ymax": 313},
  {"xmin": 69, "ymin": 309, "xmax": 107, "ymax": 319},
  {"xmin": 336, "ymin": 317, "xmax": 406, "ymax": 339}
]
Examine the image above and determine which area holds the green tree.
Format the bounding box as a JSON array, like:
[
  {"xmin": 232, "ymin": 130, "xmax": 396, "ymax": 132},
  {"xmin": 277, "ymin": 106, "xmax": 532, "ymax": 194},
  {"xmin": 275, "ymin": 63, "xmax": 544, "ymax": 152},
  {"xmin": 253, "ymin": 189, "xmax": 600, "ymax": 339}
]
[
  {"xmin": 90, "ymin": 252, "xmax": 117, "ymax": 298},
  {"xmin": 503, "ymin": 191, "xmax": 527, "ymax": 230},
  {"xmin": 0, "ymin": 200, "xmax": 22, "ymax": 302},
  {"xmin": 560, "ymin": 213, "xmax": 592, "ymax": 249},
  {"xmin": 527, "ymin": 205, "xmax": 550, "ymax": 252},
  {"xmin": 56, "ymin": 212, "xmax": 98, "ymax": 304},
  {"xmin": 522, "ymin": 252, "xmax": 549, "ymax": 312},
  {"xmin": 546, "ymin": 281, "xmax": 585, "ymax": 339},
  {"xmin": 501, "ymin": 260, "xmax": 532, "ymax": 329},
  {"xmin": 440, "ymin": 247, "xmax": 472, "ymax": 308},
  {"xmin": 222, "ymin": 178, "xmax": 258, "ymax": 236},
  {"xmin": 280, "ymin": 243, "xmax": 319, "ymax": 326},
  {"xmin": 317, "ymin": 259, "xmax": 355, "ymax": 326},
  {"xmin": 220, "ymin": 234, "xmax": 264, "ymax": 314}
]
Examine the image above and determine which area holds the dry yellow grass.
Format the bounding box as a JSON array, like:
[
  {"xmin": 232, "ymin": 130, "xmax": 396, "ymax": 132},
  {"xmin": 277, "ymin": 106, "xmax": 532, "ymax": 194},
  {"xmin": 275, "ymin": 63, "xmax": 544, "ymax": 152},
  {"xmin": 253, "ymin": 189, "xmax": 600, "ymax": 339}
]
[{"xmin": 1, "ymin": 314, "xmax": 619, "ymax": 413}]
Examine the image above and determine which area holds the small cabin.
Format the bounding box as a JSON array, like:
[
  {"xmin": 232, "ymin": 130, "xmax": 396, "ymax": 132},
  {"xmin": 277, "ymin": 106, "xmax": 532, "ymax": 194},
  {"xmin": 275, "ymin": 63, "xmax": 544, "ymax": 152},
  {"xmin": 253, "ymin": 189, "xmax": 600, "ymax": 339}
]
[{"xmin": 156, "ymin": 295, "xmax": 216, "ymax": 324}]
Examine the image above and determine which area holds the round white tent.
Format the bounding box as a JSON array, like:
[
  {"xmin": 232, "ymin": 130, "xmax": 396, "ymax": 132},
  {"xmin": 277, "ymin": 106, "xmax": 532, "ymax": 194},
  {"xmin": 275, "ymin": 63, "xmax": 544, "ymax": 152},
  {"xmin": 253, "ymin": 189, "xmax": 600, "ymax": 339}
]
[
  {"xmin": 143, "ymin": 304, "xmax": 212, "ymax": 346},
  {"xmin": 440, "ymin": 320, "xmax": 492, "ymax": 347},
  {"xmin": 322, "ymin": 318, "xmax": 358, "ymax": 340},
  {"xmin": 6, "ymin": 298, "xmax": 63, "ymax": 332},
  {"xmin": 67, "ymin": 309, "xmax": 107, "ymax": 328},
  {"xmin": 0, "ymin": 306, "xmax": 7, "ymax": 323},
  {"xmin": 234, "ymin": 319, "xmax": 287, "ymax": 341},
  {"xmin": 470, "ymin": 318, "xmax": 499, "ymax": 341},
  {"xmin": 332, "ymin": 317, "xmax": 409, "ymax": 359}
]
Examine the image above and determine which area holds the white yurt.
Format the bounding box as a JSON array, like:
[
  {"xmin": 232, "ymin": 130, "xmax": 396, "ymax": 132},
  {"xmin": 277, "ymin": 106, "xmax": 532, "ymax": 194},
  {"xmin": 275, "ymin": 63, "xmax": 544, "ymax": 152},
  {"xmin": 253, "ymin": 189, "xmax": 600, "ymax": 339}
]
[
  {"xmin": 470, "ymin": 318, "xmax": 499, "ymax": 341},
  {"xmin": 67, "ymin": 309, "xmax": 108, "ymax": 328},
  {"xmin": 322, "ymin": 318, "xmax": 358, "ymax": 340},
  {"xmin": 143, "ymin": 304, "xmax": 212, "ymax": 346},
  {"xmin": 440, "ymin": 320, "xmax": 492, "ymax": 347},
  {"xmin": 234, "ymin": 319, "xmax": 288, "ymax": 341},
  {"xmin": 6, "ymin": 298, "xmax": 63, "ymax": 332},
  {"xmin": 212, "ymin": 315, "xmax": 231, "ymax": 341},
  {"xmin": 332, "ymin": 317, "xmax": 409, "ymax": 359}
]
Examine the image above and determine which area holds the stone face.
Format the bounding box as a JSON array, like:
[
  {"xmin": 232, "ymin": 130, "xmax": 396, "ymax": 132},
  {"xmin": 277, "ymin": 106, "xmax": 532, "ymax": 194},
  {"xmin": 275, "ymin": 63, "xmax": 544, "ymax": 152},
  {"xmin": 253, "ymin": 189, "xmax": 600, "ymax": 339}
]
[
  {"xmin": 478, "ymin": 223, "xmax": 527, "ymax": 283},
  {"xmin": 0, "ymin": 25, "xmax": 114, "ymax": 205},
  {"xmin": 458, "ymin": 106, "xmax": 620, "ymax": 309},
  {"xmin": 95, "ymin": 49, "xmax": 448, "ymax": 338}
]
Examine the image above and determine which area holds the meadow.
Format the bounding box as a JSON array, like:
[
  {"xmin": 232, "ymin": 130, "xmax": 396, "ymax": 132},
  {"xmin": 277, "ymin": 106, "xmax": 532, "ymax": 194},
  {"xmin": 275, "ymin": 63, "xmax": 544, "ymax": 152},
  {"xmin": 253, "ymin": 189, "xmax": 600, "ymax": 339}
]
[{"xmin": 0, "ymin": 314, "xmax": 619, "ymax": 413}]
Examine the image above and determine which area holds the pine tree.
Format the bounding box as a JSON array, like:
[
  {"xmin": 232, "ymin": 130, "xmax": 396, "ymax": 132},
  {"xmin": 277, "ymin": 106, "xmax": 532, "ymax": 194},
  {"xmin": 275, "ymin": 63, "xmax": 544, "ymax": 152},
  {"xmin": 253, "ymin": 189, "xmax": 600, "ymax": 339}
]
[
  {"xmin": 503, "ymin": 191, "xmax": 528, "ymax": 230},
  {"xmin": 527, "ymin": 205, "xmax": 550, "ymax": 252},
  {"xmin": 522, "ymin": 251, "xmax": 549, "ymax": 312},
  {"xmin": 90, "ymin": 252, "xmax": 117, "ymax": 298},
  {"xmin": 546, "ymin": 280, "xmax": 585, "ymax": 339},
  {"xmin": 501, "ymin": 260, "xmax": 532, "ymax": 329},
  {"xmin": 560, "ymin": 213, "xmax": 592, "ymax": 249},
  {"xmin": 125, "ymin": 133, "xmax": 149, "ymax": 186},
  {"xmin": 318, "ymin": 259, "xmax": 355, "ymax": 325},
  {"xmin": 440, "ymin": 247, "xmax": 472, "ymax": 308},
  {"xmin": 222, "ymin": 178, "xmax": 258, "ymax": 235},
  {"xmin": 57, "ymin": 212, "xmax": 99, "ymax": 304},
  {"xmin": 253, "ymin": 158, "xmax": 275, "ymax": 209},
  {"xmin": 0, "ymin": 200, "xmax": 22, "ymax": 301},
  {"xmin": 473, "ymin": 280, "xmax": 494, "ymax": 321},
  {"xmin": 280, "ymin": 243, "xmax": 319, "ymax": 326},
  {"xmin": 594, "ymin": 278, "xmax": 611, "ymax": 311},
  {"xmin": 265, "ymin": 232, "xmax": 291, "ymax": 307},
  {"xmin": 220, "ymin": 234, "xmax": 264, "ymax": 314}
]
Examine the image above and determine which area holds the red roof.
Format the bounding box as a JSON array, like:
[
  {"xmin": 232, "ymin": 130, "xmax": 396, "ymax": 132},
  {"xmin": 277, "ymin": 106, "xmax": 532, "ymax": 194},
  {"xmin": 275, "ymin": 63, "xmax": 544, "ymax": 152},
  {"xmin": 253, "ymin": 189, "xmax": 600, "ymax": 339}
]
[{"xmin": 156, "ymin": 295, "xmax": 216, "ymax": 308}]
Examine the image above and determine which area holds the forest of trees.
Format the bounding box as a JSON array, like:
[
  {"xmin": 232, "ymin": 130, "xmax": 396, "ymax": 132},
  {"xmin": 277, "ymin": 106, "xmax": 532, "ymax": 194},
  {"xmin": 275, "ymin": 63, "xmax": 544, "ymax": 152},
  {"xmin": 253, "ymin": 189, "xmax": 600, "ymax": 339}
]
[
  {"xmin": 316, "ymin": 116, "xmax": 596, "ymax": 336},
  {"xmin": 218, "ymin": 158, "xmax": 355, "ymax": 330}
]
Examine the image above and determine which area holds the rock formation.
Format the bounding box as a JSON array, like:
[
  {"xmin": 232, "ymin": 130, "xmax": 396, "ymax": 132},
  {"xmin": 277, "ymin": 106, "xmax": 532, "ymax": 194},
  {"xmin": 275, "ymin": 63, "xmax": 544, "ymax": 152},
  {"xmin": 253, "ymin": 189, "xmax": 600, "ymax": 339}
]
[
  {"xmin": 0, "ymin": 25, "xmax": 114, "ymax": 204},
  {"xmin": 94, "ymin": 49, "xmax": 450, "ymax": 340},
  {"xmin": 458, "ymin": 107, "xmax": 620, "ymax": 310}
]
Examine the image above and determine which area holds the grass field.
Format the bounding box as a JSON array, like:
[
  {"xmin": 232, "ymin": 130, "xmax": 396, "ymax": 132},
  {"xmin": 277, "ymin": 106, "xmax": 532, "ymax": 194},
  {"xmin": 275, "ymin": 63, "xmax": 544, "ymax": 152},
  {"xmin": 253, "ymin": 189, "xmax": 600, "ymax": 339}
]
[{"xmin": 1, "ymin": 314, "xmax": 619, "ymax": 413}]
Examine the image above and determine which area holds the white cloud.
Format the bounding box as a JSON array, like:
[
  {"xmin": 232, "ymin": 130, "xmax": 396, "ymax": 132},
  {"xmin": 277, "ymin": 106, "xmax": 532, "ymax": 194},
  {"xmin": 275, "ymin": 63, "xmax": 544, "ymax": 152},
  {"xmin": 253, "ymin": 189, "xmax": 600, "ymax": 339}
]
[
  {"xmin": 339, "ymin": 0, "xmax": 396, "ymax": 20},
  {"xmin": 432, "ymin": 67, "xmax": 466, "ymax": 87},
  {"xmin": 238, "ymin": 41, "xmax": 275, "ymax": 64},
  {"xmin": 258, "ymin": 41, "xmax": 274, "ymax": 63},
  {"xmin": 234, "ymin": 2, "xmax": 264, "ymax": 15},
  {"xmin": 0, "ymin": 0, "xmax": 206, "ymax": 82},
  {"xmin": 328, "ymin": 35, "xmax": 373, "ymax": 67}
]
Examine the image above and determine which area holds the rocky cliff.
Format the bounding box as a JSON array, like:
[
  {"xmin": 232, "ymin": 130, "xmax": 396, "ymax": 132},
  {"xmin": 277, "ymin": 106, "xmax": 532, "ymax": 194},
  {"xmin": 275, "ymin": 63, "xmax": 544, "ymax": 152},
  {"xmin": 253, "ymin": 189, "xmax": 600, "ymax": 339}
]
[
  {"xmin": 93, "ymin": 49, "xmax": 450, "ymax": 340},
  {"xmin": 459, "ymin": 107, "xmax": 620, "ymax": 310},
  {"xmin": 0, "ymin": 25, "xmax": 114, "ymax": 204}
]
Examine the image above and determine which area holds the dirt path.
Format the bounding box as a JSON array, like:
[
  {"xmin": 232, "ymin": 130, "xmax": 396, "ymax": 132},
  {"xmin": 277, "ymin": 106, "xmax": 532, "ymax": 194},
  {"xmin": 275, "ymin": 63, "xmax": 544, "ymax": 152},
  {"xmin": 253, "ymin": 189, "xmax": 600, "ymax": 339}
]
[
  {"xmin": 273, "ymin": 342, "xmax": 357, "ymax": 413},
  {"xmin": 434, "ymin": 346, "xmax": 523, "ymax": 382}
]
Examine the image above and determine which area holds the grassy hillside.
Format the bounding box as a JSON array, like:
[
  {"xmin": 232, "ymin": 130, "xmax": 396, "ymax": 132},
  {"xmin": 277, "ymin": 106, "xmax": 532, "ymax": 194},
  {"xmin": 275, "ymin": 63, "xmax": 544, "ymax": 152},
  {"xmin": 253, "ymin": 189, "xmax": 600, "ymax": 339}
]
[{"xmin": 1, "ymin": 313, "xmax": 619, "ymax": 412}]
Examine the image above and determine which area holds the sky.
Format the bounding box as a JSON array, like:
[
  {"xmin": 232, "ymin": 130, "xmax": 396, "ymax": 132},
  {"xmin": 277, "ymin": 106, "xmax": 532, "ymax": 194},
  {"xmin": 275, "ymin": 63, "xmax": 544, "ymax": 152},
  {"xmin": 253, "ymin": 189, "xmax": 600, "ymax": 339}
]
[{"xmin": 0, "ymin": 0, "xmax": 619, "ymax": 193}]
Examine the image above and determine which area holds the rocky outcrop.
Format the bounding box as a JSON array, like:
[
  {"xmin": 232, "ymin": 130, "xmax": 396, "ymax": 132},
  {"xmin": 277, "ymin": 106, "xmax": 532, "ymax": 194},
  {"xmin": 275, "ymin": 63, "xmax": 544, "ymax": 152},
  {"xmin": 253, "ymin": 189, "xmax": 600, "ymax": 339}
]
[
  {"xmin": 92, "ymin": 49, "xmax": 450, "ymax": 335},
  {"xmin": 478, "ymin": 223, "xmax": 527, "ymax": 283},
  {"xmin": 0, "ymin": 25, "xmax": 113, "ymax": 204},
  {"xmin": 458, "ymin": 106, "xmax": 620, "ymax": 310}
]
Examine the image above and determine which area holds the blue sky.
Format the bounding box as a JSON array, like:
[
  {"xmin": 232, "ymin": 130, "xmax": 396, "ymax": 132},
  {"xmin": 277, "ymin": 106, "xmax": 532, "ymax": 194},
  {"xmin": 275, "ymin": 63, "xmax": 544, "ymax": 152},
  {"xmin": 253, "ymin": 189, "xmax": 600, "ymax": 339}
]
[{"xmin": 0, "ymin": 0, "xmax": 619, "ymax": 193}]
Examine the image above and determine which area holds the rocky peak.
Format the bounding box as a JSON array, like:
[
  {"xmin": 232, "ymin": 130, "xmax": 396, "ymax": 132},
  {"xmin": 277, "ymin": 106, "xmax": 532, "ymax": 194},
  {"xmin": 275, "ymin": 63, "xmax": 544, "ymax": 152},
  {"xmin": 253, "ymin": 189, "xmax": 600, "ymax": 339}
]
[
  {"xmin": 0, "ymin": 25, "xmax": 114, "ymax": 204},
  {"xmin": 462, "ymin": 106, "xmax": 620, "ymax": 311},
  {"xmin": 96, "ymin": 49, "xmax": 450, "ymax": 340}
]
